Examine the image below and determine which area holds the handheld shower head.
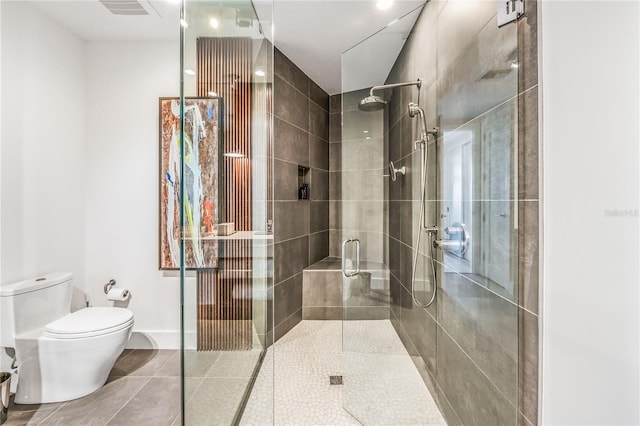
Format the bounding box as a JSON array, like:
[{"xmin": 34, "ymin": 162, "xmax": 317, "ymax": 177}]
[{"xmin": 408, "ymin": 102, "xmax": 429, "ymax": 142}]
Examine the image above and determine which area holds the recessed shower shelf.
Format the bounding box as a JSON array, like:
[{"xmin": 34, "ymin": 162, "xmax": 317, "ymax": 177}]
[{"xmin": 298, "ymin": 165, "xmax": 310, "ymax": 200}]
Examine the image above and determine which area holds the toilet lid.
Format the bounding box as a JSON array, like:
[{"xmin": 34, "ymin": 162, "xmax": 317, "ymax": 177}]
[{"xmin": 44, "ymin": 307, "xmax": 134, "ymax": 338}]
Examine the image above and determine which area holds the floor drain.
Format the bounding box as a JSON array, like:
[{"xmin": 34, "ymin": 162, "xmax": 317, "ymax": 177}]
[{"xmin": 329, "ymin": 375, "xmax": 343, "ymax": 385}]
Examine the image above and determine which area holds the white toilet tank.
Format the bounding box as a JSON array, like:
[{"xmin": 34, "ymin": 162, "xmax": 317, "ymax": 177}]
[{"xmin": 0, "ymin": 273, "xmax": 73, "ymax": 347}]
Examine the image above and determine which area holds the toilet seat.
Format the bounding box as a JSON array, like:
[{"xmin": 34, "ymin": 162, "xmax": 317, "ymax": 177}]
[{"xmin": 43, "ymin": 307, "xmax": 134, "ymax": 339}]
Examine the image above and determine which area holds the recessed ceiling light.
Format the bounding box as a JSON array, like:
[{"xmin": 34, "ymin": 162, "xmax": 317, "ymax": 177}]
[
  {"xmin": 180, "ymin": 19, "xmax": 188, "ymax": 28},
  {"xmin": 184, "ymin": 69, "xmax": 196, "ymax": 76},
  {"xmin": 208, "ymin": 91, "xmax": 218, "ymax": 97},
  {"xmin": 209, "ymin": 17, "xmax": 219, "ymax": 29},
  {"xmin": 511, "ymin": 61, "xmax": 519, "ymax": 69},
  {"xmin": 366, "ymin": 137, "xmax": 372, "ymax": 140},
  {"xmin": 363, "ymin": 130, "xmax": 369, "ymax": 134},
  {"xmin": 224, "ymin": 152, "xmax": 245, "ymax": 158},
  {"xmin": 377, "ymin": 0, "xmax": 393, "ymax": 10},
  {"xmin": 255, "ymin": 70, "xmax": 266, "ymax": 77}
]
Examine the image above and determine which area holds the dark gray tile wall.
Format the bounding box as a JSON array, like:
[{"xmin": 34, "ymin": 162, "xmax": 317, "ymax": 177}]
[
  {"xmin": 273, "ymin": 48, "xmax": 330, "ymax": 340},
  {"xmin": 383, "ymin": 1, "xmax": 540, "ymax": 425}
]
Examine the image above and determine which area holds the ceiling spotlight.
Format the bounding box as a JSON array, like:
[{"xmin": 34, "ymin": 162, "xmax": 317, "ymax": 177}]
[
  {"xmin": 224, "ymin": 152, "xmax": 245, "ymax": 158},
  {"xmin": 209, "ymin": 17, "xmax": 220, "ymax": 29},
  {"xmin": 255, "ymin": 70, "xmax": 266, "ymax": 77},
  {"xmin": 377, "ymin": 0, "xmax": 393, "ymax": 10},
  {"xmin": 180, "ymin": 19, "xmax": 188, "ymax": 28},
  {"xmin": 184, "ymin": 69, "xmax": 196, "ymax": 76},
  {"xmin": 511, "ymin": 61, "xmax": 519, "ymax": 69}
]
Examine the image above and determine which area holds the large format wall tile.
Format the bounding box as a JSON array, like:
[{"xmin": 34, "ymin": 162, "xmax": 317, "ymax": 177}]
[
  {"xmin": 274, "ymin": 75, "xmax": 309, "ymax": 131},
  {"xmin": 437, "ymin": 327, "xmax": 517, "ymax": 426},
  {"xmin": 275, "ymin": 48, "xmax": 309, "ymax": 95},
  {"xmin": 310, "ymin": 135, "xmax": 329, "ymax": 171},
  {"xmin": 518, "ymin": 0, "xmax": 538, "ymax": 93},
  {"xmin": 309, "ymin": 79, "xmax": 329, "ymax": 112},
  {"xmin": 273, "ymin": 51, "xmax": 330, "ymax": 340},
  {"xmin": 309, "ymin": 102, "xmax": 329, "ymax": 140},
  {"xmin": 274, "ymin": 236, "xmax": 309, "ymax": 284},
  {"xmin": 274, "ymin": 159, "xmax": 300, "ymax": 201},
  {"xmin": 382, "ymin": 0, "xmax": 540, "ymax": 423},
  {"xmin": 274, "ymin": 117, "xmax": 309, "ymax": 166},
  {"xmin": 341, "ymin": 200, "xmax": 385, "ymax": 233},
  {"xmin": 274, "ymin": 308, "xmax": 302, "ymax": 341},
  {"xmin": 518, "ymin": 87, "xmax": 539, "ymax": 200},
  {"xmin": 274, "ymin": 273, "xmax": 303, "ymax": 326},
  {"xmin": 438, "ymin": 271, "xmax": 519, "ymax": 404},
  {"xmin": 519, "ymin": 308, "xmax": 539, "ymax": 425},
  {"xmin": 340, "ymin": 138, "xmax": 384, "ymax": 171},
  {"xmin": 310, "ymin": 201, "xmax": 329, "ymax": 233},
  {"xmin": 302, "ymin": 270, "xmax": 342, "ymax": 307},
  {"xmin": 518, "ymin": 200, "xmax": 539, "ymax": 314},
  {"xmin": 400, "ymin": 284, "xmax": 438, "ymax": 373},
  {"xmin": 309, "ymin": 230, "xmax": 329, "ymax": 264},
  {"xmin": 274, "ymin": 201, "xmax": 309, "ymax": 242},
  {"xmin": 310, "ymin": 168, "xmax": 329, "ymax": 201}
]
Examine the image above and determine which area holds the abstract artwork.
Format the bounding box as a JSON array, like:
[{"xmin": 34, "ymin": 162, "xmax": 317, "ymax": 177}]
[{"xmin": 159, "ymin": 97, "xmax": 222, "ymax": 269}]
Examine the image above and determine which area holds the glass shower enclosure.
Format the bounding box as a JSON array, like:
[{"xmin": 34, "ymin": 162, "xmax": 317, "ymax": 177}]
[
  {"xmin": 178, "ymin": 0, "xmax": 273, "ymax": 424},
  {"xmin": 340, "ymin": 1, "xmax": 521, "ymax": 424}
]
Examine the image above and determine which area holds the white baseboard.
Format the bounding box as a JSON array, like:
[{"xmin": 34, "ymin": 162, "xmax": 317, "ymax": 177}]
[{"xmin": 126, "ymin": 330, "xmax": 196, "ymax": 350}]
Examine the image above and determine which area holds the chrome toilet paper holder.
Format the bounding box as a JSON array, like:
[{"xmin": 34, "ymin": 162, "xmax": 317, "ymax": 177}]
[{"xmin": 103, "ymin": 279, "xmax": 116, "ymax": 295}]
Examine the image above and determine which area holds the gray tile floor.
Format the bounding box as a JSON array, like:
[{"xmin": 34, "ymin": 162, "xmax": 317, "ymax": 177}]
[{"xmin": 5, "ymin": 348, "xmax": 261, "ymax": 426}]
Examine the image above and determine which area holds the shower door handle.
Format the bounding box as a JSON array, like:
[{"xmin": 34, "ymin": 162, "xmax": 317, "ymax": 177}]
[{"xmin": 341, "ymin": 238, "xmax": 361, "ymax": 278}]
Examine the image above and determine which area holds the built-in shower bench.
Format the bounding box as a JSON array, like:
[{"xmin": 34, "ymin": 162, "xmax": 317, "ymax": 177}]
[{"xmin": 302, "ymin": 257, "xmax": 391, "ymax": 320}]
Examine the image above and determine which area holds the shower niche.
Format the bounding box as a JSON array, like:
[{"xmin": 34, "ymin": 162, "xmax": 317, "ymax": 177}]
[{"xmin": 297, "ymin": 165, "xmax": 310, "ymax": 200}]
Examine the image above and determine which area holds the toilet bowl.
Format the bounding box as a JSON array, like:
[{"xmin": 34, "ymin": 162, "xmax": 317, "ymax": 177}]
[
  {"xmin": 14, "ymin": 308, "xmax": 134, "ymax": 404},
  {"xmin": 0, "ymin": 273, "xmax": 134, "ymax": 404}
]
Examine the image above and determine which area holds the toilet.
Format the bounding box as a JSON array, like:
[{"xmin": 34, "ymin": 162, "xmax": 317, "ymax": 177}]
[{"xmin": 0, "ymin": 272, "xmax": 134, "ymax": 404}]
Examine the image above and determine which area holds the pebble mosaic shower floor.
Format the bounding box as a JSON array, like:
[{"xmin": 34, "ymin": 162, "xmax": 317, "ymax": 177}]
[{"xmin": 241, "ymin": 320, "xmax": 446, "ymax": 425}]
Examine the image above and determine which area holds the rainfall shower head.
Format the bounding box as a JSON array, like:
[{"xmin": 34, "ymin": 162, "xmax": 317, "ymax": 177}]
[
  {"xmin": 358, "ymin": 95, "xmax": 387, "ymax": 112},
  {"xmin": 357, "ymin": 79, "xmax": 423, "ymax": 112}
]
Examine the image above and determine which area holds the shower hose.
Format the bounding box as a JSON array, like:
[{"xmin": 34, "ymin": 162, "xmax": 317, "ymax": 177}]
[{"xmin": 410, "ymin": 135, "xmax": 438, "ymax": 309}]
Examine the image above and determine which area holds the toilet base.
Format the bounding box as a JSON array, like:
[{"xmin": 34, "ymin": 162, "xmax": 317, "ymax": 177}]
[{"xmin": 13, "ymin": 326, "xmax": 132, "ymax": 404}]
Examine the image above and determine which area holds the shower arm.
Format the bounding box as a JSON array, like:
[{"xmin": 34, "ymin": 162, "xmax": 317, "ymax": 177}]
[{"xmin": 369, "ymin": 79, "xmax": 422, "ymax": 97}]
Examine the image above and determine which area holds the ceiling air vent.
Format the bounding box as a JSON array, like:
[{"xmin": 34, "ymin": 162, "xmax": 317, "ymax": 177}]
[{"xmin": 99, "ymin": 0, "xmax": 149, "ymax": 16}]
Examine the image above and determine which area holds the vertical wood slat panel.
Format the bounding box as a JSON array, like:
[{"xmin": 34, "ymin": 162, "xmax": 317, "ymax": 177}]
[{"xmin": 195, "ymin": 38, "xmax": 253, "ymax": 351}]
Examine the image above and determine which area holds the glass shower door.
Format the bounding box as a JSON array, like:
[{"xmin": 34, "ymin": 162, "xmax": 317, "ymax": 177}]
[
  {"xmin": 340, "ymin": 5, "xmax": 442, "ymax": 424},
  {"xmin": 340, "ymin": 1, "xmax": 521, "ymax": 424}
]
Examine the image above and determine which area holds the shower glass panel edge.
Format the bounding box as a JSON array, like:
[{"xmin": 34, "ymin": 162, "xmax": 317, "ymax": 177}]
[{"xmin": 179, "ymin": 0, "xmax": 274, "ymax": 424}]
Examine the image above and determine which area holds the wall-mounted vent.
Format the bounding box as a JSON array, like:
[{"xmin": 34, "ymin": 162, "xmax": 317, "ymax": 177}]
[{"xmin": 99, "ymin": 0, "xmax": 149, "ymax": 15}]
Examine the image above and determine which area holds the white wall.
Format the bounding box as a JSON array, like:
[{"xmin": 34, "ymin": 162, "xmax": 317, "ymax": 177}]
[
  {"xmin": 0, "ymin": 0, "xmax": 87, "ymax": 377},
  {"xmin": 1, "ymin": 2, "xmax": 186, "ymax": 350},
  {"xmin": 541, "ymin": 1, "xmax": 640, "ymax": 424},
  {"xmin": 0, "ymin": 1, "xmax": 86, "ymax": 289},
  {"xmin": 84, "ymin": 41, "xmax": 184, "ymax": 348}
]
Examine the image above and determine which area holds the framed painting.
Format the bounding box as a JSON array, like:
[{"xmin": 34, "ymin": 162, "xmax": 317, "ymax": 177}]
[{"xmin": 159, "ymin": 97, "xmax": 223, "ymax": 270}]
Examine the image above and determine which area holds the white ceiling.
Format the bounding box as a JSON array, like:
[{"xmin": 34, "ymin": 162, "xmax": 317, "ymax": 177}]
[
  {"xmin": 31, "ymin": 0, "xmax": 426, "ymax": 95},
  {"xmin": 32, "ymin": 0, "xmax": 180, "ymax": 41},
  {"xmin": 256, "ymin": 0, "xmax": 425, "ymax": 94}
]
